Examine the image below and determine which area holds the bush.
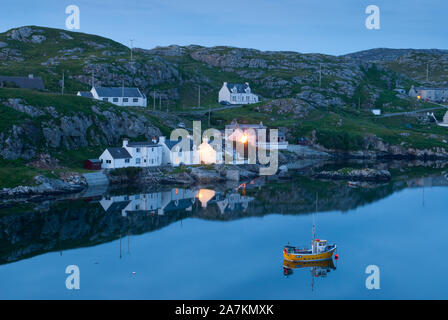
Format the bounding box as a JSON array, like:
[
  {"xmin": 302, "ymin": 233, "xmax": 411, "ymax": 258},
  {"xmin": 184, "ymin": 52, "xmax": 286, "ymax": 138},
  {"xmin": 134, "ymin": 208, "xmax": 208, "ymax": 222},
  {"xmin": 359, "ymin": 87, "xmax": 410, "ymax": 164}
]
[
  {"xmin": 109, "ymin": 167, "xmax": 142, "ymax": 179},
  {"xmin": 316, "ymin": 130, "xmax": 364, "ymax": 151}
]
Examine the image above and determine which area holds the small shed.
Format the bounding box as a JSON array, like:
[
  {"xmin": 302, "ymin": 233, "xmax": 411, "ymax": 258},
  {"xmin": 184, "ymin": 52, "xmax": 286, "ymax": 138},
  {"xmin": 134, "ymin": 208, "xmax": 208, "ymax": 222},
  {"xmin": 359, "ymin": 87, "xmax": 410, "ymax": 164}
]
[
  {"xmin": 297, "ymin": 137, "xmax": 309, "ymax": 146},
  {"xmin": 84, "ymin": 159, "xmax": 102, "ymax": 170}
]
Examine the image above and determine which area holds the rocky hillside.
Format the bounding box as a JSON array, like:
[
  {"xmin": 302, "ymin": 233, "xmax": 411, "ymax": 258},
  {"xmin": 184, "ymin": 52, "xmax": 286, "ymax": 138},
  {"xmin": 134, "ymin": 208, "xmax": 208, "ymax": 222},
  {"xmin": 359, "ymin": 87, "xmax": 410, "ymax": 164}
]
[
  {"xmin": 0, "ymin": 88, "xmax": 166, "ymax": 161},
  {"xmin": 0, "ymin": 25, "xmax": 427, "ymax": 110},
  {"xmin": 344, "ymin": 48, "xmax": 448, "ymax": 84},
  {"xmin": 1, "ymin": 25, "xmax": 448, "ymax": 172}
]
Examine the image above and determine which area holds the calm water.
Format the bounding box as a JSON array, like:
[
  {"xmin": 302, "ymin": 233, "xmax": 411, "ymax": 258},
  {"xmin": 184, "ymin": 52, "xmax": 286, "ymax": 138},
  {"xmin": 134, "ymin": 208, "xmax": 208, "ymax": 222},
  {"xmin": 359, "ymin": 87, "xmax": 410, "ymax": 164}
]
[{"xmin": 1, "ymin": 169, "xmax": 448, "ymax": 299}]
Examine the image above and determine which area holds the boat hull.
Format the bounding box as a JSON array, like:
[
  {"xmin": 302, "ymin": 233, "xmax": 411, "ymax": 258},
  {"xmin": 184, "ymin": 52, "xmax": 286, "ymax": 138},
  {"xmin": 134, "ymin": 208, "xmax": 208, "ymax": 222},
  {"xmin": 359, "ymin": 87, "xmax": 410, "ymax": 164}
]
[{"xmin": 283, "ymin": 246, "xmax": 336, "ymax": 262}]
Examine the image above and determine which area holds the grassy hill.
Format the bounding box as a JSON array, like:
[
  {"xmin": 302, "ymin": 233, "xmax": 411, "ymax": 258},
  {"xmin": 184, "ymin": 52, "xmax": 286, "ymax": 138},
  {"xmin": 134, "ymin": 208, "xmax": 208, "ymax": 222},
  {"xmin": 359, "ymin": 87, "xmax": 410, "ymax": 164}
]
[{"xmin": 1, "ymin": 26, "xmax": 448, "ymax": 188}]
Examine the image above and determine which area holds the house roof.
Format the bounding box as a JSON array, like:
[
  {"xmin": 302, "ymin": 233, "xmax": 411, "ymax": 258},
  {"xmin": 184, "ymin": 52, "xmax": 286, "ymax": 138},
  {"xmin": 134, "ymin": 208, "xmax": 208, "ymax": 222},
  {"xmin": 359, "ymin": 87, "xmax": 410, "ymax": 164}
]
[
  {"xmin": 415, "ymin": 87, "xmax": 448, "ymax": 91},
  {"xmin": 163, "ymin": 139, "xmax": 194, "ymax": 151},
  {"xmin": 128, "ymin": 141, "xmax": 160, "ymax": 147},
  {"xmin": 106, "ymin": 147, "xmax": 132, "ymax": 159},
  {"xmin": 94, "ymin": 86, "xmax": 143, "ymax": 98},
  {"xmin": 225, "ymin": 123, "xmax": 267, "ymax": 130},
  {"xmin": 0, "ymin": 76, "xmax": 45, "ymax": 90},
  {"xmin": 78, "ymin": 91, "xmax": 93, "ymax": 98},
  {"xmin": 226, "ymin": 83, "xmax": 250, "ymax": 93},
  {"xmin": 104, "ymin": 200, "xmax": 131, "ymax": 213},
  {"xmin": 164, "ymin": 198, "xmax": 195, "ymax": 212}
]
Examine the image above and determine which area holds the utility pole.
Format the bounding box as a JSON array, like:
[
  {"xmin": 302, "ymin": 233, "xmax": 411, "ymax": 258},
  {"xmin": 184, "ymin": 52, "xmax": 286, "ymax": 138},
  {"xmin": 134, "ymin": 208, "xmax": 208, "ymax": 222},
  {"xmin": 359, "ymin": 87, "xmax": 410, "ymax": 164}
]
[
  {"xmin": 121, "ymin": 79, "xmax": 124, "ymax": 106},
  {"xmin": 319, "ymin": 63, "xmax": 322, "ymax": 88},
  {"xmin": 426, "ymin": 63, "xmax": 429, "ymax": 82},
  {"xmin": 61, "ymin": 70, "xmax": 64, "ymax": 95},
  {"xmin": 130, "ymin": 39, "xmax": 134, "ymax": 70},
  {"xmin": 153, "ymin": 90, "xmax": 156, "ymax": 111},
  {"xmin": 208, "ymin": 105, "xmax": 211, "ymax": 127},
  {"xmin": 198, "ymin": 85, "xmax": 201, "ymax": 108}
]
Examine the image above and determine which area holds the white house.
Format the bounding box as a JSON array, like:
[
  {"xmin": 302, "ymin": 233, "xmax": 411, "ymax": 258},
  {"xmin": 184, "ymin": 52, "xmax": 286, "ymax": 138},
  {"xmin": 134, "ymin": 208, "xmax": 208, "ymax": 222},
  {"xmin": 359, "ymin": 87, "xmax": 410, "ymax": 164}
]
[
  {"xmin": 198, "ymin": 137, "xmax": 224, "ymax": 164},
  {"xmin": 158, "ymin": 136, "xmax": 200, "ymax": 166},
  {"xmin": 218, "ymin": 82, "xmax": 259, "ymax": 105},
  {"xmin": 77, "ymin": 86, "xmax": 147, "ymax": 107},
  {"xmin": 409, "ymin": 85, "xmax": 448, "ymax": 102},
  {"xmin": 99, "ymin": 147, "xmax": 132, "ymax": 169},
  {"xmin": 99, "ymin": 138, "xmax": 162, "ymax": 169}
]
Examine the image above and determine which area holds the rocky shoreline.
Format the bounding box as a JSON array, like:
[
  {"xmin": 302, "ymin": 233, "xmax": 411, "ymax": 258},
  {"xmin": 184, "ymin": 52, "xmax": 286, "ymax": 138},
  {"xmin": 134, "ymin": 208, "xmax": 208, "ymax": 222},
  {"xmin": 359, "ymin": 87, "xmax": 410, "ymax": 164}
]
[
  {"xmin": 0, "ymin": 175, "xmax": 87, "ymax": 200},
  {"xmin": 107, "ymin": 164, "xmax": 261, "ymax": 185},
  {"xmin": 313, "ymin": 168, "xmax": 392, "ymax": 182},
  {"xmin": 2, "ymin": 144, "xmax": 447, "ymax": 202}
]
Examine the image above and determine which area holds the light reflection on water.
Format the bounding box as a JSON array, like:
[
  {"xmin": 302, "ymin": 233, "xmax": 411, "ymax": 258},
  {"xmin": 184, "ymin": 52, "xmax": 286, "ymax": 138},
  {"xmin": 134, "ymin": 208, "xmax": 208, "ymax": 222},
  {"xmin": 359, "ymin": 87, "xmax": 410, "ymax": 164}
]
[{"xmin": 0, "ymin": 170, "xmax": 448, "ymax": 299}]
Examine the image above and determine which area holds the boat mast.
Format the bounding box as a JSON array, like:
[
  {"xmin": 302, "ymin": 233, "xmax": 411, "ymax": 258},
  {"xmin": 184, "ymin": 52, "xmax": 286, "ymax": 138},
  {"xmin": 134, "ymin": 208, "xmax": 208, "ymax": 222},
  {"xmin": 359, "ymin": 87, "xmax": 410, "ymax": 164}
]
[{"xmin": 312, "ymin": 192, "xmax": 318, "ymax": 240}]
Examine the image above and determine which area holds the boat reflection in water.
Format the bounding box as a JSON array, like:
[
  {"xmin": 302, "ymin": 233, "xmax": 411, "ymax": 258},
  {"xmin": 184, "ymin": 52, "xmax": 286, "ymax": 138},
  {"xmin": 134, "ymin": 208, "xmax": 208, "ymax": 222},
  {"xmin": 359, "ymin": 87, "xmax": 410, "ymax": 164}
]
[{"xmin": 283, "ymin": 258, "xmax": 337, "ymax": 291}]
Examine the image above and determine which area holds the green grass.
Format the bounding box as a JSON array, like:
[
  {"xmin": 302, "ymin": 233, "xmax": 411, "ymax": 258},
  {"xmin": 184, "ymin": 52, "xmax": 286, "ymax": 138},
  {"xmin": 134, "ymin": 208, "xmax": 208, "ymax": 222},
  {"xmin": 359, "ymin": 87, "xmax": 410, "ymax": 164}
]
[
  {"xmin": 0, "ymin": 158, "xmax": 58, "ymax": 188},
  {"xmin": 212, "ymin": 101, "xmax": 448, "ymax": 151}
]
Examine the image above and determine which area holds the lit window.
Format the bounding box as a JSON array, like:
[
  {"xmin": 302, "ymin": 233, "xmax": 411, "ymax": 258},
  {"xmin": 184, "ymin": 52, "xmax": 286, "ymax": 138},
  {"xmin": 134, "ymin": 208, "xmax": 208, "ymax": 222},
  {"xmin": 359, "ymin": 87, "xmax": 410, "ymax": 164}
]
[{"xmin": 136, "ymin": 158, "xmax": 141, "ymax": 164}]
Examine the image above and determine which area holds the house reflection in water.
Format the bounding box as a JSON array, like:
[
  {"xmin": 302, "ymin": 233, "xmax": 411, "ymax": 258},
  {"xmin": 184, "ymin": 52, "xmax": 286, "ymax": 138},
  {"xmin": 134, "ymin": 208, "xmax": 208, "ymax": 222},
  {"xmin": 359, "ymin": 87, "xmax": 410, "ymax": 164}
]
[
  {"xmin": 99, "ymin": 188, "xmax": 255, "ymax": 217},
  {"xmin": 100, "ymin": 189, "xmax": 197, "ymax": 217},
  {"xmin": 216, "ymin": 193, "xmax": 253, "ymax": 214}
]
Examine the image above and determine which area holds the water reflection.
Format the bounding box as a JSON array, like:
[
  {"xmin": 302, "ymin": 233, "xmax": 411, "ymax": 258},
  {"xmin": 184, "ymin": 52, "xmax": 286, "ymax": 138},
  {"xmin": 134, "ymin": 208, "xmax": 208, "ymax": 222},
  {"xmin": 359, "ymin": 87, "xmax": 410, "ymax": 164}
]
[
  {"xmin": 98, "ymin": 188, "xmax": 254, "ymax": 217},
  {"xmin": 0, "ymin": 166, "xmax": 447, "ymax": 267},
  {"xmin": 283, "ymin": 259, "xmax": 337, "ymax": 292},
  {"xmin": 283, "ymin": 259, "xmax": 336, "ymax": 278}
]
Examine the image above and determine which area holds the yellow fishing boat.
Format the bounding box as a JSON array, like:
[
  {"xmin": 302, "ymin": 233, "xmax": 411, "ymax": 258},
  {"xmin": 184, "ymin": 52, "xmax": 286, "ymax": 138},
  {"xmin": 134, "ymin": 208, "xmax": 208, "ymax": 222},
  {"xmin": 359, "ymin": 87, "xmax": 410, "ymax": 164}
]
[
  {"xmin": 283, "ymin": 239, "xmax": 336, "ymax": 262},
  {"xmin": 283, "ymin": 258, "xmax": 336, "ymax": 270},
  {"xmin": 283, "ymin": 192, "xmax": 337, "ymax": 262}
]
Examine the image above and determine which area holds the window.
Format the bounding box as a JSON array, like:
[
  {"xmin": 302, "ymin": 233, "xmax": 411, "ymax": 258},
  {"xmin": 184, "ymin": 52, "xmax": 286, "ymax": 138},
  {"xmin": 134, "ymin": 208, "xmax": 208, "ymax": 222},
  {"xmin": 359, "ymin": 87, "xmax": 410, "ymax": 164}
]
[
  {"xmin": 133, "ymin": 98, "xmax": 139, "ymax": 102},
  {"xmin": 136, "ymin": 148, "xmax": 140, "ymax": 153},
  {"xmin": 106, "ymin": 160, "xmax": 111, "ymax": 164},
  {"xmin": 136, "ymin": 158, "xmax": 141, "ymax": 164},
  {"xmin": 103, "ymin": 98, "xmax": 108, "ymax": 102},
  {"xmin": 151, "ymin": 159, "xmax": 154, "ymax": 164},
  {"xmin": 123, "ymin": 98, "xmax": 128, "ymax": 102},
  {"xmin": 144, "ymin": 159, "xmax": 147, "ymax": 162},
  {"xmin": 113, "ymin": 98, "xmax": 119, "ymax": 102},
  {"xmin": 125, "ymin": 159, "xmax": 130, "ymax": 163}
]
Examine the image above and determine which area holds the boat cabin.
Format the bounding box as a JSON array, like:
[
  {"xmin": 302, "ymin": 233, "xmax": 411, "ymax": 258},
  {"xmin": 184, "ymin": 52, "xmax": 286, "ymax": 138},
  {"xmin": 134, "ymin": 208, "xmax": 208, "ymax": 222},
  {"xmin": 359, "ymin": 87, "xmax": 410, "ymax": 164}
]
[{"xmin": 312, "ymin": 239, "xmax": 328, "ymax": 254}]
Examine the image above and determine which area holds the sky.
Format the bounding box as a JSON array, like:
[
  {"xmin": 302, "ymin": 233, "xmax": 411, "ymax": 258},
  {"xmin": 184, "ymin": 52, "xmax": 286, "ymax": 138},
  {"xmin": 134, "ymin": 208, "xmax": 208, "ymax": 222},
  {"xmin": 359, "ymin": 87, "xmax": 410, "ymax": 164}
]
[{"xmin": 0, "ymin": 0, "xmax": 446, "ymax": 55}]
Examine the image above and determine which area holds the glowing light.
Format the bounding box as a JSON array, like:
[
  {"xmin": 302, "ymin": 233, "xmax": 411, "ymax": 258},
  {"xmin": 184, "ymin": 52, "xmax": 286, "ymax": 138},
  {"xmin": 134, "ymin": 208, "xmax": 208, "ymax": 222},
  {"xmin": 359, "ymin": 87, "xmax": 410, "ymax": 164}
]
[
  {"xmin": 240, "ymin": 134, "xmax": 248, "ymax": 144},
  {"xmin": 417, "ymin": 95, "xmax": 421, "ymax": 100},
  {"xmin": 197, "ymin": 189, "xmax": 215, "ymax": 207}
]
